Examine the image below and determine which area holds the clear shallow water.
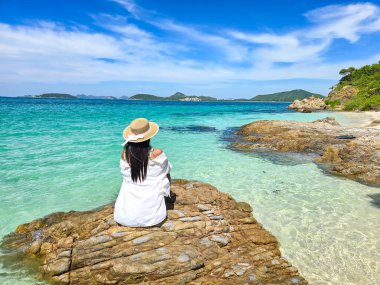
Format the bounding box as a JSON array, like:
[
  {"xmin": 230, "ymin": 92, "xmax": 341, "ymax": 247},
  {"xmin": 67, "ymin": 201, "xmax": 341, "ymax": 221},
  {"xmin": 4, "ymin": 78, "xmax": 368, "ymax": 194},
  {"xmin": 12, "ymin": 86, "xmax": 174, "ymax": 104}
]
[{"xmin": 0, "ymin": 97, "xmax": 379, "ymax": 284}]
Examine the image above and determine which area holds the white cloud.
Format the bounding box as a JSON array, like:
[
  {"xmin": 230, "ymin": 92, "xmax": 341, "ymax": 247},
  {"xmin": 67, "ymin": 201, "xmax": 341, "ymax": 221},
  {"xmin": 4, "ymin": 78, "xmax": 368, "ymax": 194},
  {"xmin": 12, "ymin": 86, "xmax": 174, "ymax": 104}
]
[
  {"xmin": 0, "ymin": 22, "xmax": 123, "ymax": 60},
  {"xmin": 0, "ymin": 1, "xmax": 379, "ymax": 90},
  {"xmin": 304, "ymin": 3, "xmax": 380, "ymax": 42},
  {"xmin": 0, "ymin": 22, "xmax": 236, "ymax": 84},
  {"xmin": 229, "ymin": 3, "xmax": 380, "ymax": 66},
  {"xmin": 111, "ymin": 0, "xmax": 141, "ymax": 18},
  {"xmin": 152, "ymin": 20, "xmax": 249, "ymax": 62},
  {"xmin": 229, "ymin": 31, "xmax": 330, "ymax": 64}
]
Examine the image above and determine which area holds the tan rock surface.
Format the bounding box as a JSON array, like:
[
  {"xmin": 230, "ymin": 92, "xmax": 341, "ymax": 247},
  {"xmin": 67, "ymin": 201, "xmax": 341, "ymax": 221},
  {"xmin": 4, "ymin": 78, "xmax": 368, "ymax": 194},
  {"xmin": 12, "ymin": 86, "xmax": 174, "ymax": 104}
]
[
  {"xmin": 288, "ymin": 97, "xmax": 327, "ymax": 113},
  {"xmin": 1, "ymin": 180, "xmax": 307, "ymax": 285},
  {"xmin": 232, "ymin": 117, "xmax": 380, "ymax": 186},
  {"xmin": 327, "ymin": 85, "xmax": 358, "ymax": 103}
]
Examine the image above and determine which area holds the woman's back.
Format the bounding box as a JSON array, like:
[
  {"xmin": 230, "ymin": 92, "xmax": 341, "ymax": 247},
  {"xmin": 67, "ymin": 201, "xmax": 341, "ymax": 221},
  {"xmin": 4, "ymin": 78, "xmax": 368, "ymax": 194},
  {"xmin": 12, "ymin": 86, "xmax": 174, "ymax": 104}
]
[{"xmin": 114, "ymin": 149, "xmax": 172, "ymax": 227}]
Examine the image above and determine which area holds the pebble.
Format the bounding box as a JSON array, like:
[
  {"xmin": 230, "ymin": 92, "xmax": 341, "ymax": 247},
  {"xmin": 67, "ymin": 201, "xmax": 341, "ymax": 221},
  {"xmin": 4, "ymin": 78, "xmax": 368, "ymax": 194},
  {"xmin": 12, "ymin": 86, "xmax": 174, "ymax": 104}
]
[
  {"xmin": 132, "ymin": 235, "xmax": 151, "ymax": 245},
  {"xmin": 179, "ymin": 216, "xmax": 201, "ymax": 222},
  {"xmin": 210, "ymin": 215, "xmax": 224, "ymax": 220},
  {"xmin": 197, "ymin": 204, "xmax": 210, "ymax": 211},
  {"xmin": 178, "ymin": 253, "xmax": 190, "ymax": 263}
]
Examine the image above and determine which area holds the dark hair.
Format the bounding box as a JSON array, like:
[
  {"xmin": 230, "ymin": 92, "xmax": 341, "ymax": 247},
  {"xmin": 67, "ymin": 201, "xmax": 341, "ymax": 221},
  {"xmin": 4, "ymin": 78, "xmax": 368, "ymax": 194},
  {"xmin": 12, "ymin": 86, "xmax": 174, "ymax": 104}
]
[{"xmin": 124, "ymin": 139, "xmax": 151, "ymax": 183}]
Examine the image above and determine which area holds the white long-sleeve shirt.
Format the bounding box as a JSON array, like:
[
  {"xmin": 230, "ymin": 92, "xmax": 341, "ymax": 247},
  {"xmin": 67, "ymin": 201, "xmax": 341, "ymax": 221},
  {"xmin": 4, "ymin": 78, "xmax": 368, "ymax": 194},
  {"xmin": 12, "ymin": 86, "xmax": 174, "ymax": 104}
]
[{"xmin": 114, "ymin": 152, "xmax": 172, "ymax": 227}]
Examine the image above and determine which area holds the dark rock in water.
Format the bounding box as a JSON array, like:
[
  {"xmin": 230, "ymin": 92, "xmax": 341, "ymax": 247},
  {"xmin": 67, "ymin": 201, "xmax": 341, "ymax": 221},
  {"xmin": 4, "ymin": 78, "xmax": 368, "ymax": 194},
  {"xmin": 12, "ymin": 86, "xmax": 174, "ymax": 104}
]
[
  {"xmin": 335, "ymin": 135, "xmax": 356, "ymax": 139},
  {"xmin": 0, "ymin": 180, "xmax": 307, "ymax": 285},
  {"xmin": 368, "ymin": 193, "xmax": 380, "ymax": 208},
  {"xmin": 165, "ymin": 125, "xmax": 217, "ymax": 133},
  {"xmin": 231, "ymin": 117, "xmax": 380, "ymax": 186}
]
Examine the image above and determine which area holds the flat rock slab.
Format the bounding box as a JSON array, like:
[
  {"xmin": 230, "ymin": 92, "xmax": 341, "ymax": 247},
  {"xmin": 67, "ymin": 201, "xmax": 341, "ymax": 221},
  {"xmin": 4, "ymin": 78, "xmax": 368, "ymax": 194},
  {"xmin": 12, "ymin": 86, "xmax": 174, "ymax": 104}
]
[
  {"xmin": 1, "ymin": 180, "xmax": 307, "ymax": 285},
  {"xmin": 232, "ymin": 117, "xmax": 380, "ymax": 186}
]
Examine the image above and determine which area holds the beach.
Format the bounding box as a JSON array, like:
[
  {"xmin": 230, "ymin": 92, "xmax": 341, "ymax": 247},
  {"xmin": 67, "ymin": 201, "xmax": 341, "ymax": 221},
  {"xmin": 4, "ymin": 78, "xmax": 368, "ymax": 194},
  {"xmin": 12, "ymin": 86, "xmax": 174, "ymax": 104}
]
[{"xmin": 337, "ymin": 111, "xmax": 380, "ymax": 128}]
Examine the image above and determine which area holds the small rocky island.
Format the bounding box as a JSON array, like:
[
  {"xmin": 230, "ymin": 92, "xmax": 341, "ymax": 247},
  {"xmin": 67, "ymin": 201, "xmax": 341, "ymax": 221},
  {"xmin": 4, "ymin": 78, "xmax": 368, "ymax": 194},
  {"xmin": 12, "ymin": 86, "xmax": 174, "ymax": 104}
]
[
  {"xmin": 231, "ymin": 117, "xmax": 380, "ymax": 186},
  {"xmin": 1, "ymin": 180, "xmax": 306, "ymax": 285}
]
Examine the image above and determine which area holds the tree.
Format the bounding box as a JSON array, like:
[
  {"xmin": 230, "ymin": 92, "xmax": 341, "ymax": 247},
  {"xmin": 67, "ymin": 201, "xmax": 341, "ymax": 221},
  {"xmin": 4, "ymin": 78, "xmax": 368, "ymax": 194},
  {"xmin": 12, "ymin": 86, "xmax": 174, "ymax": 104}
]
[{"xmin": 339, "ymin": 66, "xmax": 356, "ymax": 77}]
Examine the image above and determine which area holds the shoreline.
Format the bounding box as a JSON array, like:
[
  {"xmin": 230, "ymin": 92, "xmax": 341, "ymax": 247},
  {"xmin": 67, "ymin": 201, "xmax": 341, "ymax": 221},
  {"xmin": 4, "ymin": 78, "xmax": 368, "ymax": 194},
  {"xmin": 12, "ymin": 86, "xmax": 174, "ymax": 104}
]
[{"xmin": 334, "ymin": 111, "xmax": 380, "ymax": 129}]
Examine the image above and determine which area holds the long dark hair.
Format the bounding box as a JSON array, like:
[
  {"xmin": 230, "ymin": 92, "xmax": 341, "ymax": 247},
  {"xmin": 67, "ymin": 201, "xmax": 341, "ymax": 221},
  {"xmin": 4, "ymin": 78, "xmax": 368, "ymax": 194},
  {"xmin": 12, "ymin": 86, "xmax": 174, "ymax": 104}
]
[{"xmin": 124, "ymin": 139, "xmax": 151, "ymax": 183}]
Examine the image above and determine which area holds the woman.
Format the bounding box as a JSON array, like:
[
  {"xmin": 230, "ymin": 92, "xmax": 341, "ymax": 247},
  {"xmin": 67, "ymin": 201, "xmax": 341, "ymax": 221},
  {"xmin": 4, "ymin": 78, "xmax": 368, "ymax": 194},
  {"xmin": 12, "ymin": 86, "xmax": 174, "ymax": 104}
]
[{"xmin": 114, "ymin": 118, "xmax": 172, "ymax": 227}]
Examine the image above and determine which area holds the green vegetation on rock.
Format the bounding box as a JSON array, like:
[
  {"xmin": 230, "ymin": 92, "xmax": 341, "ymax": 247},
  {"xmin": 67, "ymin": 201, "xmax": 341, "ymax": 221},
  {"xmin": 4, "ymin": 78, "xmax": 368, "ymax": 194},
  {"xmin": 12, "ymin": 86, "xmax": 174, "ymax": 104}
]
[
  {"xmin": 251, "ymin": 89, "xmax": 324, "ymax": 102},
  {"xmin": 326, "ymin": 62, "xmax": 380, "ymax": 110}
]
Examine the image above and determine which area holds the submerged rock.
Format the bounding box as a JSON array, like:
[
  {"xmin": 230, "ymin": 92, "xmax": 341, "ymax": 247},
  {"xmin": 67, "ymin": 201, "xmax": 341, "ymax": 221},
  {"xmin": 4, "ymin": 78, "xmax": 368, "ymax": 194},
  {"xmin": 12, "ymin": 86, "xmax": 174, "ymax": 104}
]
[
  {"xmin": 232, "ymin": 118, "xmax": 380, "ymax": 186},
  {"xmin": 1, "ymin": 180, "xmax": 307, "ymax": 285},
  {"xmin": 288, "ymin": 97, "xmax": 327, "ymax": 113}
]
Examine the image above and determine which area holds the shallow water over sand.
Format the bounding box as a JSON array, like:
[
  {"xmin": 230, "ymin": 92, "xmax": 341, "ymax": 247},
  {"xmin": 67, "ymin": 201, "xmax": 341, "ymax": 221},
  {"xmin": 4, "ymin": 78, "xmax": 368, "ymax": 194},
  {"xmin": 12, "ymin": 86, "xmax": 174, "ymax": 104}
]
[{"xmin": 0, "ymin": 98, "xmax": 379, "ymax": 284}]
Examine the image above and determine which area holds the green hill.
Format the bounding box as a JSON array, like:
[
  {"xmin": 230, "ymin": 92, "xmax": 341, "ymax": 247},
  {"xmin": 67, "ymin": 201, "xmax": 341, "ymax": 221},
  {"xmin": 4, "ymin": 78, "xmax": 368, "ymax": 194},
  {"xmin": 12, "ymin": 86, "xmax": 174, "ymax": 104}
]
[
  {"xmin": 76, "ymin": 94, "xmax": 118, "ymax": 100},
  {"xmin": 34, "ymin": 93, "xmax": 77, "ymax": 99},
  {"xmin": 251, "ymin": 89, "xmax": 324, "ymax": 102},
  {"xmin": 196, "ymin": 96, "xmax": 218, "ymax": 101},
  {"xmin": 167, "ymin": 92, "xmax": 187, "ymax": 100},
  {"xmin": 129, "ymin": 94, "xmax": 165, "ymax": 100},
  {"xmin": 325, "ymin": 62, "xmax": 380, "ymax": 110},
  {"xmin": 129, "ymin": 92, "xmax": 217, "ymax": 101}
]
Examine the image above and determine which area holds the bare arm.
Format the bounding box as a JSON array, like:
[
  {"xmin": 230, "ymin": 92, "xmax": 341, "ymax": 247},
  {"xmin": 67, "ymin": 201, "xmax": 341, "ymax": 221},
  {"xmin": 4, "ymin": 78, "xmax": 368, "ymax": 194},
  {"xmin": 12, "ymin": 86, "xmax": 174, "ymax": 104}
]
[{"xmin": 150, "ymin": 148, "xmax": 162, "ymax": 159}]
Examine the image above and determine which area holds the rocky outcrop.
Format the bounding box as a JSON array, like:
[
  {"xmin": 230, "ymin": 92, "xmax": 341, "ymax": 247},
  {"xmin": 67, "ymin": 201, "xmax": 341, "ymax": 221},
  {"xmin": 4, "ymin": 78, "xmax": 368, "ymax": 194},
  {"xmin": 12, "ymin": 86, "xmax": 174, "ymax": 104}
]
[
  {"xmin": 232, "ymin": 118, "xmax": 380, "ymax": 186},
  {"xmin": 0, "ymin": 180, "xmax": 307, "ymax": 285},
  {"xmin": 288, "ymin": 97, "xmax": 326, "ymax": 113},
  {"xmin": 327, "ymin": 85, "xmax": 358, "ymax": 103},
  {"xmin": 322, "ymin": 85, "xmax": 360, "ymax": 110}
]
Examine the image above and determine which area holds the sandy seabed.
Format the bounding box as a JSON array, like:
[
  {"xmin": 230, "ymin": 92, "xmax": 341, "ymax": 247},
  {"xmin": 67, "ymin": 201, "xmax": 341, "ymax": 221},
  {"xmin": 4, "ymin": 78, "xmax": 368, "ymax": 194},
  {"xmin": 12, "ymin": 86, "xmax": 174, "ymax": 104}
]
[{"xmin": 335, "ymin": 111, "xmax": 380, "ymax": 129}]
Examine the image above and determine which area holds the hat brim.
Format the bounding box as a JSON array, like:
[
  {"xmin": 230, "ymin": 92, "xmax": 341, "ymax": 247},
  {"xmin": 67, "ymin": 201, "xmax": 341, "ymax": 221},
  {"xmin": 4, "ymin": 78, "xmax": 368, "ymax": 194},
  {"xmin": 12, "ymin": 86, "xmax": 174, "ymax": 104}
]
[{"xmin": 123, "ymin": 122, "xmax": 159, "ymax": 143}]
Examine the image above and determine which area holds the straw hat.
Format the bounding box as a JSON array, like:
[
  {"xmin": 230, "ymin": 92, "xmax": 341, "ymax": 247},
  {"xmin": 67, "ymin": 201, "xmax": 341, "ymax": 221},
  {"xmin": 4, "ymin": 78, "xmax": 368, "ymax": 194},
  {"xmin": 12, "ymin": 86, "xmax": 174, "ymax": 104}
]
[{"xmin": 122, "ymin": 118, "xmax": 159, "ymax": 145}]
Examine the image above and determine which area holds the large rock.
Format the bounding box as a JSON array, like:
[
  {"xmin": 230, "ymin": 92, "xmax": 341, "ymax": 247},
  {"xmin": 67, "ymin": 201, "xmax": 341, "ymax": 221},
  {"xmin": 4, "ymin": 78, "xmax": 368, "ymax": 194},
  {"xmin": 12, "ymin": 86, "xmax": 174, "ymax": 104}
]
[
  {"xmin": 327, "ymin": 85, "xmax": 358, "ymax": 104},
  {"xmin": 232, "ymin": 118, "xmax": 380, "ymax": 186},
  {"xmin": 288, "ymin": 97, "xmax": 326, "ymax": 113},
  {"xmin": 1, "ymin": 180, "xmax": 307, "ymax": 285}
]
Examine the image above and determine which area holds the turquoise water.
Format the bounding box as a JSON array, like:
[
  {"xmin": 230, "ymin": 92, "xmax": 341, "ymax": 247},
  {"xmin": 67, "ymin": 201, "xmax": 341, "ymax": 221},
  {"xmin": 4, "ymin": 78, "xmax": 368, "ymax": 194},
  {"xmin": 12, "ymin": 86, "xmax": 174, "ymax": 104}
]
[{"xmin": 0, "ymin": 97, "xmax": 379, "ymax": 284}]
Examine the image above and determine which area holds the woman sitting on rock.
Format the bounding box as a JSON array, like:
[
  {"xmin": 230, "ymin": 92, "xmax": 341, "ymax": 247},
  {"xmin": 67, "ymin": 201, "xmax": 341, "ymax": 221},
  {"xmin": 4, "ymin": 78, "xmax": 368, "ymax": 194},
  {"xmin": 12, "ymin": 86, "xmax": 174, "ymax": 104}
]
[{"xmin": 114, "ymin": 118, "xmax": 172, "ymax": 227}]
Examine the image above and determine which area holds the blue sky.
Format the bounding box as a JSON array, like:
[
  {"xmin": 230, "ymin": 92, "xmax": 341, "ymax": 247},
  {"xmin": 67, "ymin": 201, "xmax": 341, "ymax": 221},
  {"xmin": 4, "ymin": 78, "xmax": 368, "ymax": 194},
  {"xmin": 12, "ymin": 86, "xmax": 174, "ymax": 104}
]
[{"xmin": 0, "ymin": 0, "xmax": 380, "ymax": 98}]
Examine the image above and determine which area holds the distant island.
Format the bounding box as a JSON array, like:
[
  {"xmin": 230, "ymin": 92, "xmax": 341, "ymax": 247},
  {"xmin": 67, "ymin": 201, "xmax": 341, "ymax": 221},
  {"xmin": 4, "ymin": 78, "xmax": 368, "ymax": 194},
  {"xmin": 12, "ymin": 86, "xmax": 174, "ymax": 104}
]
[
  {"xmin": 17, "ymin": 89, "xmax": 325, "ymax": 102},
  {"xmin": 76, "ymin": 94, "xmax": 120, "ymax": 100},
  {"xmin": 129, "ymin": 92, "xmax": 217, "ymax": 102},
  {"xmin": 20, "ymin": 93, "xmax": 128, "ymax": 100},
  {"xmin": 23, "ymin": 93, "xmax": 78, "ymax": 99},
  {"xmin": 250, "ymin": 89, "xmax": 323, "ymax": 102},
  {"xmin": 102, "ymin": 90, "xmax": 324, "ymax": 102}
]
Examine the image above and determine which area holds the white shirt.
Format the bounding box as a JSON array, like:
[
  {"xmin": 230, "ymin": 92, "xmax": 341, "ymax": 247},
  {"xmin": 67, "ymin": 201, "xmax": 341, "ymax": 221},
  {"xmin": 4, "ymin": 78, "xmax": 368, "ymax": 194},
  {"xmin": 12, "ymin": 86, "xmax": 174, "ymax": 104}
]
[{"xmin": 114, "ymin": 152, "xmax": 172, "ymax": 227}]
